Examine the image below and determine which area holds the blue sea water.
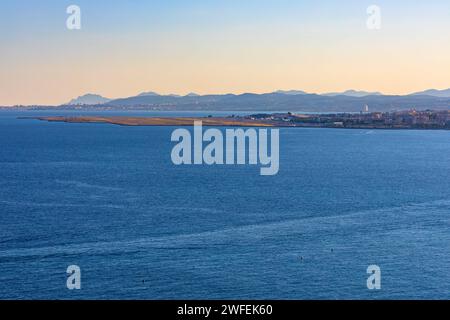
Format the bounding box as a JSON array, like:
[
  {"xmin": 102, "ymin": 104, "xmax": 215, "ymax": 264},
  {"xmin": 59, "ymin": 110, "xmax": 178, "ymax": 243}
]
[{"xmin": 1, "ymin": 110, "xmax": 450, "ymax": 300}]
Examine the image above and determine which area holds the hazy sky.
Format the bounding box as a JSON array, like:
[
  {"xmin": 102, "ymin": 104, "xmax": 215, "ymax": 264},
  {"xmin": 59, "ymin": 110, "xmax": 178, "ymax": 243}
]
[{"xmin": 1, "ymin": 0, "xmax": 450, "ymax": 105}]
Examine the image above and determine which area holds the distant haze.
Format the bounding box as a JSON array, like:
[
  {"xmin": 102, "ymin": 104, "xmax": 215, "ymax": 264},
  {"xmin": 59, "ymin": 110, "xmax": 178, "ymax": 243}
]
[
  {"xmin": 62, "ymin": 88, "xmax": 450, "ymax": 107},
  {"xmin": 31, "ymin": 90, "xmax": 449, "ymax": 113},
  {"xmin": 411, "ymin": 88, "xmax": 450, "ymax": 98},
  {"xmin": 68, "ymin": 94, "xmax": 111, "ymax": 105}
]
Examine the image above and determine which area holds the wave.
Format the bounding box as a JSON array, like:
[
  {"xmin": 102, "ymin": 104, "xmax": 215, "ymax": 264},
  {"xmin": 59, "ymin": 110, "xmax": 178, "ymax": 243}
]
[
  {"xmin": 1, "ymin": 198, "xmax": 449, "ymax": 260},
  {"xmin": 152, "ymin": 206, "xmax": 224, "ymax": 214},
  {"xmin": 55, "ymin": 180, "xmax": 123, "ymax": 191},
  {"xmin": 0, "ymin": 200, "xmax": 125, "ymax": 209}
]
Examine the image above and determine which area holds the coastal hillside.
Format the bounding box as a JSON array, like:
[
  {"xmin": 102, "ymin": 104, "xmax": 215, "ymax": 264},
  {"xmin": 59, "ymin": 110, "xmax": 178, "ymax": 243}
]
[{"xmin": 58, "ymin": 92, "xmax": 450, "ymax": 112}]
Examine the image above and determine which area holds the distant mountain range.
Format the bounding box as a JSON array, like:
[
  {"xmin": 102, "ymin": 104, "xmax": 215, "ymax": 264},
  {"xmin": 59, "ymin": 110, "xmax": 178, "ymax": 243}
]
[
  {"xmin": 68, "ymin": 88, "xmax": 450, "ymax": 106},
  {"xmin": 4, "ymin": 88, "xmax": 450, "ymax": 112},
  {"xmin": 67, "ymin": 89, "xmax": 386, "ymax": 106},
  {"xmin": 274, "ymin": 90, "xmax": 308, "ymax": 95},
  {"xmin": 322, "ymin": 90, "xmax": 382, "ymax": 97},
  {"xmin": 410, "ymin": 88, "xmax": 450, "ymax": 98},
  {"xmin": 68, "ymin": 94, "xmax": 111, "ymax": 105},
  {"xmin": 136, "ymin": 91, "xmax": 160, "ymax": 97},
  {"xmin": 50, "ymin": 89, "xmax": 450, "ymax": 113}
]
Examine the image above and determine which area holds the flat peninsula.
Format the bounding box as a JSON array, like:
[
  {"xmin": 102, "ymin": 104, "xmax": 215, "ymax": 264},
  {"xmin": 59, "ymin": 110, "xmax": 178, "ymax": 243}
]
[
  {"xmin": 29, "ymin": 116, "xmax": 277, "ymax": 127},
  {"xmin": 27, "ymin": 110, "xmax": 450, "ymax": 129},
  {"xmin": 28, "ymin": 116, "xmax": 276, "ymax": 127}
]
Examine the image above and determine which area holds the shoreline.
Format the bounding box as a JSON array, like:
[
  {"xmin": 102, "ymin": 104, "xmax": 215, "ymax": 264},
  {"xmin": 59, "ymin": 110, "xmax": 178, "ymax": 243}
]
[
  {"xmin": 24, "ymin": 116, "xmax": 279, "ymax": 127},
  {"xmin": 23, "ymin": 112, "xmax": 450, "ymax": 130}
]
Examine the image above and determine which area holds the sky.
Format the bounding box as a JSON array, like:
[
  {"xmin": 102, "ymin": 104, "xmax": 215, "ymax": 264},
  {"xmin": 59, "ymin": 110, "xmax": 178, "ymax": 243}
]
[{"xmin": 1, "ymin": 0, "xmax": 450, "ymax": 105}]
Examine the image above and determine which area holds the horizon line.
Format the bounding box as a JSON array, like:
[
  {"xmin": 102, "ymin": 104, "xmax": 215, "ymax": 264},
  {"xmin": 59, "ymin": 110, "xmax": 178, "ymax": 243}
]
[{"xmin": 3, "ymin": 87, "xmax": 450, "ymax": 107}]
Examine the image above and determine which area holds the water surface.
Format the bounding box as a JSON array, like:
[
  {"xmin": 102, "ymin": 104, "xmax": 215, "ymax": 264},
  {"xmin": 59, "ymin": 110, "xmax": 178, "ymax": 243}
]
[{"xmin": 1, "ymin": 111, "xmax": 450, "ymax": 299}]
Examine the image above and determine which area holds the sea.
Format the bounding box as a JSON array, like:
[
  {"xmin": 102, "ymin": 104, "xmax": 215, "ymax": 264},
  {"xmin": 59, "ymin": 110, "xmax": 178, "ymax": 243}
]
[{"xmin": 1, "ymin": 110, "xmax": 450, "ymax": 300}]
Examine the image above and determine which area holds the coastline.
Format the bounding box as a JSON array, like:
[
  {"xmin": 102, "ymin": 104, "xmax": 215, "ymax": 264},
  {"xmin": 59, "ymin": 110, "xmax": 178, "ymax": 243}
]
[
  {"xmin": 24, "ymin": 112, "xmax": 450, "ymax": 130},
  {"xmin": 25, "ymin": 116, "xmax": 278, "ymax": 127}
]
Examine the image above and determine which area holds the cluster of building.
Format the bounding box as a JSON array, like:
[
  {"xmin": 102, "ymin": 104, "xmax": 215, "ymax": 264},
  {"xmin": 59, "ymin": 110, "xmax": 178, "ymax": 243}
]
[{"xmin": 245, "ymin": 110, "xmax": 450, "ymax": 129}]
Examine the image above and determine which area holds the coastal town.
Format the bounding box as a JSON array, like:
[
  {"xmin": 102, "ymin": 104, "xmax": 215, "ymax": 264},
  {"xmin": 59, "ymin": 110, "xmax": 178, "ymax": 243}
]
[
  {"xmin": 29, "ymin": 109, "xmax": 450, "ymax": 130},
  {"xmin": 244, "ymin": 109, "xmax": 450, "ymax": 129}
]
